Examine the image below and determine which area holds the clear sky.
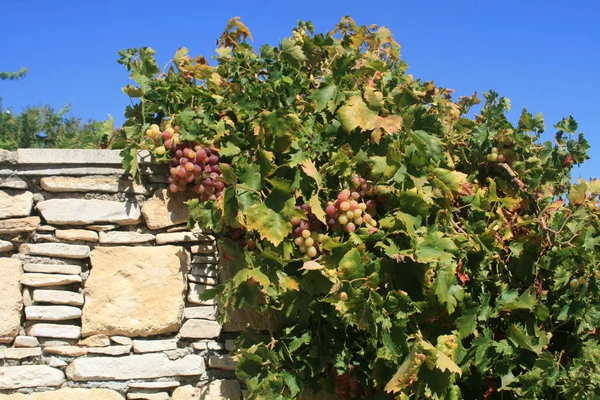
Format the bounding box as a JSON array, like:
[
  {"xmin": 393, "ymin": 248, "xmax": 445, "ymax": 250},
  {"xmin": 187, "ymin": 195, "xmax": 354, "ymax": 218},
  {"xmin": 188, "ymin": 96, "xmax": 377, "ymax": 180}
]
[{"xmin": 1, "ymin": 0, "xmax": 599, "ymax": 179}]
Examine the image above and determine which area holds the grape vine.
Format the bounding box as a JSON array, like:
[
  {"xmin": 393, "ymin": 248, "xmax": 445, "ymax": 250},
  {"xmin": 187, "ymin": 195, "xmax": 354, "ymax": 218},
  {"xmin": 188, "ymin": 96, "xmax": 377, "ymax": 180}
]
[{"xmin": 116, "ymin": 16, "xmax": 600, "ymax": 400}]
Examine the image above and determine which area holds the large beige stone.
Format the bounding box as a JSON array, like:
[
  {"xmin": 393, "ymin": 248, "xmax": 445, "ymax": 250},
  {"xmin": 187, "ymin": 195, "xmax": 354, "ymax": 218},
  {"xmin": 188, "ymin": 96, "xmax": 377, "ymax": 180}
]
[
  {"xmin": 0, "ymin": 365, "xmax": 65, "ymax": 389},
  {"xmin": 142, "ymin": 189, "xmax": 190, "ymax": 230},
  {"xmin": 99, "ymin": 231, "xmax": 155, "ymax": 244},
  {"xmin": 55, "ymin": 229, "xmax": 99, "ymax": 242},
  {"xmin": 66, "ymin": 353, "xmax": 204, "ymax": 381},
  {"xmin": 172, "ymin": 381, "xmax": 241, "ymax": 400},
  {"xmin": 180, "ymin": 319, "xmax": 221, "ymax": 339},
  {"xmin": 0, "ymin": 258, "xmax": 23, "ymax": 343},
  {"xmin": 82, "ymin": 246, "xmax": 188, "ymax": 337},
  {"xmin": 0, "ymin": 190, "xmax": 33, "ymax": 219},
  {"xmin": 41, "ymin": 176, "xmax": 149, "ymax": 195},
  {"xmin": 36, "ymin": 199, "xmax": 142, "ymax": 225},
  {"xmin": 0, "ymin": 216, "xmax": 40, "ymax": 234}
]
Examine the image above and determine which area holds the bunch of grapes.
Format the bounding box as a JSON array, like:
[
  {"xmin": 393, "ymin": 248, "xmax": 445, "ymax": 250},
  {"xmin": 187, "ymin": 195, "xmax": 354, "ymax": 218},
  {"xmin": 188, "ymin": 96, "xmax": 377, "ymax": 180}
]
[
  {"xmin": 351, "ymin": 173, "xmax": 376, "ymax": 197},
  {"xmin": 332, "ymin": 366, "xmax": 366, "ymax": 400},
  {"xmin": 325, "ymin": 189, "xmax": 377, "ymax": 233},
  {"xmin": 231, "ymin": 228, "xmax": 256, "ymax": 250},
  {"xmin": 167, "ymin": 143, "xmax": 225, "ymax": 199},
  {"xmin": 291, "ymin": 204, "xmax": 327, "ymax": 259}
]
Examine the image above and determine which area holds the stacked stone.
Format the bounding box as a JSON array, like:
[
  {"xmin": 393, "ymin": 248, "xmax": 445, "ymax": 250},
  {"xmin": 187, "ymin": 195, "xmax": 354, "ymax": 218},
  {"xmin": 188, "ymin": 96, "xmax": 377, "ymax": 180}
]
[{"xmin": 0, "ymin": 149, "xmax": 242, "ymax": 399}]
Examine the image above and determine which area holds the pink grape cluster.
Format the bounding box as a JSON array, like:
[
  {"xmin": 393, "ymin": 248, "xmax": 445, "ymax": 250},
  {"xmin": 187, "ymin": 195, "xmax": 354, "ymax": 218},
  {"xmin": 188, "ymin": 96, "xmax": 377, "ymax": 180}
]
[
  {"xmin": 351, "ymin": 173, "xmax": 377, "ymax": 197},
  {"xmin": 292, "ymin": 204, "xmax": 327, "ymax": 259},
  {"xmin": 325, "ymin": 189, "xmax": 377, "ymax": 233},
  {"xmin": 166, "ymin": 143, "xmax": 226, "ymax": 199}
]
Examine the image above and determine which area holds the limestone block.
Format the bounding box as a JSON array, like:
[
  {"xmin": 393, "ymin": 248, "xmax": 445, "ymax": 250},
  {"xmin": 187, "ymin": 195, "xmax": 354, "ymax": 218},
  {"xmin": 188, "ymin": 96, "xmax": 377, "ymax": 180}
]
[
  {"xmin": 25, "ymin": 305, "xmax": 82, "ymax": 321},
  {"xmin": 189, "ymin": 267, "xmax": 218, "ymax": 278},
  {"xmin": 14, "ymin": 335, "xmax": 40, "ymax": 347},
  {"xmin": 33, "ymin": 289, "xmax": 84, "ymax": 306},
  {"xmin": 0, "ymin": 258, "xmax": 23, "ymax": 343},
  {"xmin": 0, "ymin": 178, "xmax": 27, "ymax": 189},
  {"xmin": 208, "ymin": 355, "xmax": 237, "ymax": 371},
  {"xmin": 20, "ymin": 273, "xmax": 82, "ymax": 287},
  {"xmin": 187, "ymin": 274, "xmax": 217, "ymax": 285},
  {"xmin": 183, "ymin": 306, "xmax": 218, "ymax": 320},
  {"xmin": 36, "ymin": 199, "xmax": 142, "ymax": 225},
  {"xmin": 132, "ymin": 339, "xmax": 178, "ymax": 353},
  {"xmin": 189, "ymin": 244, "xmax": 217, "ymax": 254},
  {"xmin": 0, "ymin": 239, "xmax": 14, "ymax": 252},
  {"xmin": 19, "ymin": 243, "xmax": 90, "ymax": 259},
  {"xmin": 55, "ymin": 229, "xmax": 99, "ymax": 242},
  {"xmin": 41, "ymin": 176, "xmax": 149, "ymax": 195},
  {"xmin": 0, "ymin": 216, "xmax": 40, "ymax": 234},
  {"xmin": 172, "ymin": 381, "xmax": 242, "ymax": 400},
  {"xmin": 187, "ymin": 283, "xmax": 215, "ymax": 305},
  {"xmin": 127, "ymin": 393, "xmax": 169, "ymax": 400},
  {"xmin": 22, "ymin": 388, "xmax": 125, "ymax": 400},
  {"xmin": 43, "ymin": 346, "xmax": 88, "ymax": 357},
  {"xmin": 128, "ymin": 382, "xmax": 181, "ymax": 389},
  {"xmin": 66, "ymin": 353, "xmax": 205, "ymax": 381},
  {"xmin": 0, "ymin": 190, "xmax": 33, "ymax": 219},
  {"xmin": 110, "ymin": 336, "xmax": 133, "ymax": 346},
  {"xmin": 2, "ymin": 347, "xmax": 42, "ymax": 359},
  {"xmin": 155, "ymin": 232, "xmax": 215, "ymax": 245},
  {"xmin": 25, "ymin": 323, "xmax": 81, "ymax": 339},
  {"xmin": 79, "ymin": 334, "xmax": 110, "ymax": 347},
  {"xmin": 180, "ymin": 319, "xmax": 221, "ymax": 339},
  {"xmin": 24, "ymin": 263, "xmax": 82, "ymax": 274},
  {"xmin": 99, "ymin": 231, "xmax": 155, "ymax": 244},
  {"xmin": 142, "ymin": 189, "xmax": 190, "ymax": 230},
  {"xmin": 82, "ymin": 246, "xmax": 188, "ymax": 337},
  {"xmin": 0, "ymin": 365, "xmax": 65, "ymax": 389},
  {"xmin": 87, "ymin": 345, "xmax": 132, "ymax": 356}
]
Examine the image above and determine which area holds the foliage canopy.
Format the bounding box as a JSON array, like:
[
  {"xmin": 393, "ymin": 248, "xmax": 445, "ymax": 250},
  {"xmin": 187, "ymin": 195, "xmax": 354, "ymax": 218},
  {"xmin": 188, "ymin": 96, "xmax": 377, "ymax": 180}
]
[{"xmin": 117, "ymin": 17, "xmax": 600, "ymax": 399}]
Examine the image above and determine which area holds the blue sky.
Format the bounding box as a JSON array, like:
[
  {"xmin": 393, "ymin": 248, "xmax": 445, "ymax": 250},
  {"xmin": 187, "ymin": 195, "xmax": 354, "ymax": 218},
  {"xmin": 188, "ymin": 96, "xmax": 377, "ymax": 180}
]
[{"xmin": 1, "ymin": 0, "xmax": 599, "ymax": 179}]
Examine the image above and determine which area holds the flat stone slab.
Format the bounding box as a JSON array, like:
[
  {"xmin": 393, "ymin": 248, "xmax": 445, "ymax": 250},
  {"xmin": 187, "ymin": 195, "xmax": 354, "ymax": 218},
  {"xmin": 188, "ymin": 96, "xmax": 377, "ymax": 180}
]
[
  {"xmin": 79, "ymin": 334, "xmax": 110, "ymax": 347},
  {"xmin": 21, "ymin": 273, "xmax": 82, "ymax": 287},
  {"xmin": 19, "ymin": 243, "xmax": 90, "ymax": 259},
  {"xmin": 0, "ymin": 178, "xmax": 27, "ymax": 189},
  {"xmin": 24, "ymin": 263, "xmax": 82, "ymax": 275},
  {"xmin": 25, "ymin": 305, "xmax": 82, "ymax": 321},
  {"xmin": 66, "ymin": 353, "xmax": 205, "ymax": 381},
  {"xmin": 189, "ymin": 266, "xmax": 219, "ymax": 278},
  {"xmin": 0, "ymin": 239, "xmax": 14, "ymax": 252},
  {"xmin": 0, "ymin": 258, "xmax": 23, "ymax": 343},
  {"xmin": 14, "ymin": 335, "xmax": 40, "ymax": 347},
  {"xmin": 25, "ymin": 323, "xmax": 81, "ymax": 339},
  {"xmin": 156, "ymin": 232, "xmax": 215, "ymax": 245},
  {"xmin": 1, "ymin": 347, "xmax": 42, "ymax": 359},
  {"xmin": 0, "ymin": 190, "xmax": 33, "ymax": 219},
  {"xmin": 127, "ymin": 393, "xmax": 169, "ymax": 400},
  {"xmin": 17, "ymin": 148, "xmax": 151, "ymax": 164},
  {"xmin": 208, "ymin": 354, "xmax": 237, "ymax": 371},
  {"xmin": 183, "ymin": 306, "xmax": 219, "ymax": 320},
  {"xmin": 0, "ymin": 216, "xmax": 40, "ymax": 233},
  {"xmin": 99, "ymin": 231, "xmax": 155, "ymax": 245},
  {"xmin": 37, "ymin": 199, "xmax": 142, "ymax": 225},
  {"xmin": 187, "ymin": 274, "xmax": 217, "ymax": 285},
  {"xmin": 142, "ymin": 189, "xmax": 190, "ymax": 230},
  {"xmin": 33, "ymin": 289, "xmax": 84, "ymax": 306},
  {"xmin": 0, "ymin": 388, "xmax": 125, "ymax": 399},
  {"xmin": 187, "ymin": 283, "xmax": 215, "ymax": 305},
  {"xmin": 133, "ymin": 339, "xmax": 178, "ymax": 353},
  {"xmin": 82, "ymin": 246, "xmax": 188, "ymax": 337},
  {"xmin": 172, "ymin": 381, "xmax": 241, "ymax": 400},
  {"xmin": 55, "ymin": 229, "xmax": 99, "ymax": 242},
  {"xmin": 0, "ymin": 365, "xmax": 65, "ymax": 389},
  {"xmin": 190, "ymin": 244, "xmax": 217, "ymax": 254},
  {"xmin": 128, "ymin": 381, "xmax": 181, "ymax": 389},
  {"xmin": 87, "ymin": 345, "xmax": 132, "ymax": 356},
  {"xmin": 41, "ymin": 176, "xmax": 149, "ymax": 194},
  {"xmin": 43, "ymin": 346, "xmax": 88, "ymax": 357},
  {"xmin": 180, "ymin": 319, "xmax": 221, "ymax": 339}
]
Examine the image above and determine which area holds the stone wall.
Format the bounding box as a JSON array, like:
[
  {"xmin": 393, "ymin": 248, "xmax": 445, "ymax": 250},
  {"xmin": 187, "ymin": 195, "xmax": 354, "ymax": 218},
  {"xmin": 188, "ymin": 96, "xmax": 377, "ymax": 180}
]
[{"xmin": 0, "ymin": 149, "xmax": 242, "ymax": 399}]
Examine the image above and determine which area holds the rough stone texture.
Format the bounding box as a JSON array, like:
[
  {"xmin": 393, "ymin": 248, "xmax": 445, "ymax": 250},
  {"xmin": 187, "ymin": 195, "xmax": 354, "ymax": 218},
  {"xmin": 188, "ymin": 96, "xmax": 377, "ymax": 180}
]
[
  {"xmin": 19, "ymin": 388, "xmax": 125, "ymax": 400},
  {"xmin": 55, "ymin": 229, "xmax": 99, "ymax": 242},
  {"xmin": 87, "ymin": 345, "xmax": 132, "ymax": 356},
  {"xmin": 128, "ymin": 382, "xmax": 180, "ymax": 389},
  {"xmin": 189, "ymin": 267, "xmax": 218, "ymax": 278},
  {"xmin": 33, "ymin": 289, "xmax": 84, "ymax": 306},
  {"xmin": 155, "ymin": 232, "xmax": 215, "ymax": 245},
  {"xmin": 172, "ymin": 381, "xmax": 241, "ymax": 400},
  {"xmin": 189, "ymin": 244, "xmax": 217, "ymax": 254},
  {"xmin": 132, "ymin": 339, "xmax": 178, "ymax": 353},
  {"xmin": 183, "ymin": 306, "xmax": 219, "ymax": 320},
  {"xmin": 0, "ymin": 190, "xmax": 33, "ymax": 219},
  {"xmin": 25, "ymin": 305, "xmax": 82, "ymax": 321},
  {"xmin": 25, "ymin": 323, "xmax": 81, "ymax": 339},
  {"xmin": 79, "ymin": 334, "xmax": 110, "ymax": 347},
  {"xmin": 20, "ymin": 273, "xmax": 82, "ymax": 287},
  {"xmin": 142, "ymin": 189, "xmax": 190, "ymax": 230},
  {"xmin": 36, "ymin": 199, "xmax": 142, "ymax": 225},
  {"xmin": 0, "ymin": 239, "xmax": 14, "ymax": 252},
  {"xmin": 0, "ymin": 178, "xmax": 27, "ymax": 189},
  {"xmin": 191, "ymin": 255, "xmax": 218, "ymax": 264},
  {"xmin": 66, "ymin": 353, "xmax": 205, "ymax": 381},
  {"xmin": 41, "ymin": 176, "xmax": 149, "ymax": 195},
  {"xmin": 127, "ymin": 393, "xmax": 169, "ymax": 400},
  {"xmin": 24, "ymin": 263, "xmax": 82, "ymax": 274},
  {"xmin": 0, "ymin": 365, "xmax": 65, "ymax": 389},
  {"xmin": 187, "ymin": 283, "xmax": 216, "ymax": 306},
  {"xmin": 99, "ymin": 231, "xmax": 155, "ymax": 245},
  {"xmin": 1, "ymin": 347, "xmax": 42, "ymax": 359},
  {"xmin": 0, "ymin": 149, "xmax": 17, "ymax": 164},
  {"xmin": 43, "ymin": 346, "xmax": 88, "ymax": 357},
  {"xmin": 187, "ymin": 275, "xmax": 217, "ymax": 285},
  {"xmin": 180, "ymin": 320, "xmax": 221, "ymax": 339},
  {"xmin": 48, "ymin": 356, "xmax": 68, "ymax": 368},
  {"xmin": 208, "ymin": 355, "xmax": 237, "ymax": 371},
  {"xmin": 0, "ymin": 216, "xmax": 40, "ymax": 234},
  {"xmin": 86, "ymin": 224, "xmax": 118, "ymax": 232},
  {"xmin": 0, "ymin": 258, "xmax": 23, "ymax": 343},
  {"xmin": 14, "ymin": 335, "xmax": 40, "ymax": 347},
  {"xmin": 82, "ymin": 246, "xmax": 188, "ymax": 337},
  {"xmin": 19, "ymin": 243, "xmax": 90, "ymax": 259}
]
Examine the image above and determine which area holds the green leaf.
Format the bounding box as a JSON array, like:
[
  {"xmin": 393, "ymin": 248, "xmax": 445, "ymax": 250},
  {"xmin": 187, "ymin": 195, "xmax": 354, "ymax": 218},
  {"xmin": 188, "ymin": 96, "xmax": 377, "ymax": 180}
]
[
  {"xmin": 410, "ymin": 130, "xmax": 445, "ymax": 161},
  {"xmin": 384, "ymin": 343, "xmax": 427, "ymax": 394},
  {"xmin": 415, "ymin": 231, "xmax": 457, "ymax": 265},
  {"xmin": 280, "ymin": 37, "xmax": 306, "ymax": 65},
  {"xmin": 310, "ymin": 84, "xmax": 339, "ymax": 112},
  {"xmin": 337, "ymin": 95, "xmax": 378, "ymax": 133},
  {"xmin": 309, "ymin": 194, "xmax": 326, "ymax": 224},
  {"xmin": 245, "ymin": 203, "xmax": 292, "ymax": 247},
  {"xmin": 338, "ymin": 247, "xmax": 364, "ymax": 280}
]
